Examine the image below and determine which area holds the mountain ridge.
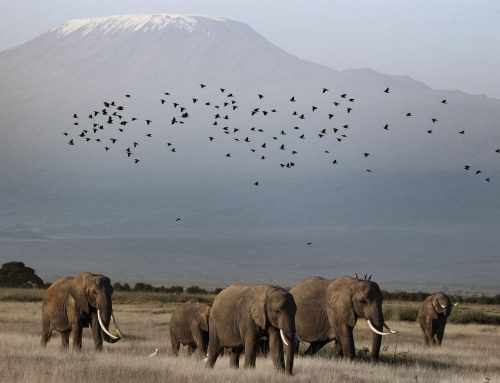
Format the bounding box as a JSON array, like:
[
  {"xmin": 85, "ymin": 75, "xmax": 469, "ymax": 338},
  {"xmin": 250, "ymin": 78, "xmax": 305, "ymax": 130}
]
[{"xmin": 0, "ymin": 13, "xmax": 499, "ymax": 289}]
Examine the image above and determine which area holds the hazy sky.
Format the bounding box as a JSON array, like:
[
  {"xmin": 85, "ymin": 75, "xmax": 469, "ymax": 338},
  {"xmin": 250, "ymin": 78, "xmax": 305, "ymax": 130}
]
[{"xmin": 0, "ymin": 0, "xmax": 499, "ymax": 99}]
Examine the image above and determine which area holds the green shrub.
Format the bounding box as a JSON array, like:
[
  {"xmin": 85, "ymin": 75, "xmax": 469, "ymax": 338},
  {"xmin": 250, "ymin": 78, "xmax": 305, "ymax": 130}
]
[
  {"xmin": 449, "ymin": 309, "xmax": 500, "ymax": 325},
  {"xmin": 383, "ymin": 305, "xmax": 418, "ymax": 322},
  {"xmin": 0, "ymin": 288, "xmax": 44, "ymax": 302}
]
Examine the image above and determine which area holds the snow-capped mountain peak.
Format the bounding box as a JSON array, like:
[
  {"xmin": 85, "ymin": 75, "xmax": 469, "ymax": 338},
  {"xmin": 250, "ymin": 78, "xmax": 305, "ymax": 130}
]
[{"xmin": 53, "ymin": 14, "xmax": 229, "ymax": 36}]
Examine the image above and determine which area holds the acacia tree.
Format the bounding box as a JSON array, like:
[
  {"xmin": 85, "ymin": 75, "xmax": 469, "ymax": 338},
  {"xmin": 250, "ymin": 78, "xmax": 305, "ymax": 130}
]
[{"xmin": 0, "ymin": 262, "xmax": 44, "ymax": 288}]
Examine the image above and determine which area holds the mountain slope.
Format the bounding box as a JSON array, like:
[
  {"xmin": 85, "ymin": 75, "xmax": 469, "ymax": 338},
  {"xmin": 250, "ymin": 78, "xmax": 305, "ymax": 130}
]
[{"xmin": 0, "ymin": 14, "xmax": 499, "ymax": 290}]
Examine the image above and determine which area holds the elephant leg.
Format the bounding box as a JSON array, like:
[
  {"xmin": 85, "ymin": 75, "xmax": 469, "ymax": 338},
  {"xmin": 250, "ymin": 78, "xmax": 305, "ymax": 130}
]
[
  {"xmin": 91, "ymin": 315, "xmax": 103, "ymax": 351},
  {"xmin": 303, "ymin": 340, "xmax": 330, "ymax": 356},
  {"xmin": 170, "ymin": 335, "xmax": 180, "ymax": 356},
  {"xmin": 201, "ymin": 332, "xmax": 209, "ymax": 356},
  {"xmin": 256, "ymin": 337, "xmax": 269, "ymax": 357},
  {"xmin": 187, "ymin": 344, "xmax": 196, "ymax": 355},
  {"xmin": 435, "ymin": 319, "xmax": 446, "ymax": 346},
  {"xmin": 420, "ymin": 323, "xmax": 430, "ymax": 346},
  {"xmin": 206, "ymin": 330, "xmax": 221, "ymax": 368},
  {"xmin": 61, "ymin": 331, "xmax": 70, "ymax": 349},
  {"xmin": 268, "ymin": 327, "xmax": 285, "ymax": 372},
  {"xmin": 339, "ymin": 325, "xmax": 355, "ymax": 359},
  {"xmin": 41, "ymin": 313, "xmax": 51, "ymax": 347},
  {"xmin": 430, "ymin": 320, "xmax": 438, "ymax": 346},
  {"xmin": 332, "ymin": 339, "xmax": 343, "ymax": 358},
  {"xmin": 243, "ymin": 335, "xmax": 257, "ymax": 368},
  {"xmin": 229, "ymin": 347, "xmax": 242, "ymax": 368},
  {"xmin": 192, "ymin": 326, "xmax": 207, "ymax": 358},
  {"xmin": 72, "ymin": 324, "xmax": 83, "ymax": 350}
]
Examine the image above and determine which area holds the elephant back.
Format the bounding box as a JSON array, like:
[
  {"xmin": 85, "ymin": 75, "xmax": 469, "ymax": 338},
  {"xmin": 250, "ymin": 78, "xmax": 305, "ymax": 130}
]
[
  {"xmin": 290, "ymin": 277, "xmax": 333, "ymax": 342},
  {"xmin": 170, "ymin": 302, "xmax": 210, "ymax": 343}
]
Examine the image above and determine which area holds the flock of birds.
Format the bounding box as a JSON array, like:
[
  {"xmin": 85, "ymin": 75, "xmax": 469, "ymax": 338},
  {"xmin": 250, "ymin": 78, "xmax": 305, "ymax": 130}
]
[{"xmin": 65, "ymin": 84, "xmax": 497, "ymax": 187}]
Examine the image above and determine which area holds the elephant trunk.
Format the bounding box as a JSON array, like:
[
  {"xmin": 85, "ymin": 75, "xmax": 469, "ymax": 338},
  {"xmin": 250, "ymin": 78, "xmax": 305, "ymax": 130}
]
[
  {"xmin": 367, "ymin": 308, "xmax": 386, "ymax": 361},
  {"xmin": 97, "ymin": 295, "xmax": 122, "ymax": 343},
  {"xmin": 279, "ymin": 317, "xmax": 295, "ymax": 374}
]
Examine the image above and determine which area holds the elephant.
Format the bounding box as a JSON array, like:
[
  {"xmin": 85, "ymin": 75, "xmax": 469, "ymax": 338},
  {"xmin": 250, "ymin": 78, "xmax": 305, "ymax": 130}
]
[
  {"xmin": 417, "ymin": 292, "xmax": 457, "ymax": 346},
  {"xmin": 41, "ymin": 272, "xmax": 123, "ymax": 350},
  {"xmin": 170, "ymin": 302, "xmax": 211, "ymax": 357},
  {"xmin": 290, "ymin": 275, "xmax": 397, "ymax": 360},
  {"xmin": 205, "ymin": 284, "xmax": 296, "ymax": 374}
]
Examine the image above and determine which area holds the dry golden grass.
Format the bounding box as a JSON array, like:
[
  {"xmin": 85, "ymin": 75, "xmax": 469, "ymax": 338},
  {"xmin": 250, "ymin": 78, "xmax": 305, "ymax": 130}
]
[{"xmin": 1, "ymin": 301, "xmax": 499, "ymax": 383}]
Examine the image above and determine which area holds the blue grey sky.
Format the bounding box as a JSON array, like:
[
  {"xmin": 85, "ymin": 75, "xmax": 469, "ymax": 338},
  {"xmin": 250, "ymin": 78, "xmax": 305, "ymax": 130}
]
[{"xmin": 1, "ymin": 0, "xmax": 499, "ymax": 98}]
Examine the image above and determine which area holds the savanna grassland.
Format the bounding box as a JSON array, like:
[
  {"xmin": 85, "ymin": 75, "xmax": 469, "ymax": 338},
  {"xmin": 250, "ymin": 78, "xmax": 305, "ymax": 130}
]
[{"xmin": 1, "ymin": 292, "xmax": 499, "ymax": 383}]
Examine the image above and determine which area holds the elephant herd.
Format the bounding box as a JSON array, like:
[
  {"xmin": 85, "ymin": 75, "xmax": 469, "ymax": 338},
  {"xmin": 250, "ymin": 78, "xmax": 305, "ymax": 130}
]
[{"xmin": 40, "ymin": 272, "xmax": 457, "ymax": 375}]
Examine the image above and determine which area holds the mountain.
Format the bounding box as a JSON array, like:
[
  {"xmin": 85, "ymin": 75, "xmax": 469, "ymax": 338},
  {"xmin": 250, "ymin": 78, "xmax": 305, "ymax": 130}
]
[{"xmin": 0, "ymin": 14, "xmax": 499, "ymax": 291}]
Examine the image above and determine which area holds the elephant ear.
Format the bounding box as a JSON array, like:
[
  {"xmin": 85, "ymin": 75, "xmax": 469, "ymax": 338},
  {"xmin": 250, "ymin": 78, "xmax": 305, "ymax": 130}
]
[
  {"xmin": 429, "ymin": 298, "xmax": 439, "ymax": 319},
  {"xmin": 198, "ymin": 306, "xmax": 210, "ymax": 332},
  {"xmin": 330, "ymin": 285, "xmax": 356, "ymax": 327},
  {"xmin": 246, "ymin": 289, "xmax": 267, "ymax": 329},
  {"xmin": 69, "ymin": 272, "xmax": 91, "ymax": 314}
]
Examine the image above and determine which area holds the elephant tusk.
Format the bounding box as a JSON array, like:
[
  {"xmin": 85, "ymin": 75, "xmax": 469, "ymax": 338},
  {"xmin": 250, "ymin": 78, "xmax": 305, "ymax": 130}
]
[
  {"xmin": 383, "ymin": 323, "xmax": 398, "ymax": 334},
  {"xmin": 452, "ymin": 302, "xmax": 459, "ymax": 307},
  {"xmin": 111, "ymin": 313, "xmax": 124, "ymax": 338},
  {"xmin": 280, "ymin": 329, "xmax": 289, "ymax": 346},
  {"xmin": 440, "ymin": 304, "xmax": 447, "ymax": 309},
  {"xmin": 366, "ymin": 319, "xmax": 392, "ymax": 336},
  {"xmin": 97, "ymin": 309, "xmax": 120, "ymax": 340}
]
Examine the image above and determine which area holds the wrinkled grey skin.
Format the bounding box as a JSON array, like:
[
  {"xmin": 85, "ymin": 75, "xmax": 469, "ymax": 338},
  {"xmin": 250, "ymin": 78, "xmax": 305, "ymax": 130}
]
[
  {"xmin": 290, "ymin": 276, "xmax": 388, "ymax": 360},
  {"xmin": 417, "ymin": 292, "xmax": 453, "ymax": 346},
  {"xmin": 41, "ymin": 272, "xmax": 120, "ymax": 350},
  {"xmin": 170, "ymin": 302, "xmax": 211, "ymax": 357},
  {"xmin": 206, "ymin": 284, "xmax": 296, "ymax": 374}
]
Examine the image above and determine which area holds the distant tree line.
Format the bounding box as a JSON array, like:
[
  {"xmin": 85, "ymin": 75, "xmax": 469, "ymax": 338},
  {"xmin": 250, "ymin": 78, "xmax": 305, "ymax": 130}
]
[
  {"xmin": 112, "ymin": 282, "xmax": 224, "ymax": 295},
  {"xmin": 1, "ymin": 262, "xmax": 499, "ymax": 304}
]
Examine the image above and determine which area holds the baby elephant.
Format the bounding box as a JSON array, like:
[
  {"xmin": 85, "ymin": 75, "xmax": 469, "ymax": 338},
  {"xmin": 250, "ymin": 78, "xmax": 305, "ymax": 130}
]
[
  {"xmin": 170, "ymin": 302, "xmax": 211, "ymax": 357},
  {"xmin": 417, "ymin": 292, "xmax": 457, "ymax": 346}
]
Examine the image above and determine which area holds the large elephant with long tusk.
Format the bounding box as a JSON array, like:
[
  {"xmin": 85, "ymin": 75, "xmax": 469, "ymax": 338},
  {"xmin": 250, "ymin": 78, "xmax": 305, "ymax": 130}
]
[
  {"xmin": 290, "ymin": 275, "xmax": 397, "ymax": 360},
  {"xmin": 41, "ymin": 272, "xmax": 123, "ymax": 350},
  {"xmin": 205, "ymin": 284, "xmax": 296, "ymax": 374},
  {"xmin": 417, "ymin": 292, "xmax": 457, "ymax": 346}
]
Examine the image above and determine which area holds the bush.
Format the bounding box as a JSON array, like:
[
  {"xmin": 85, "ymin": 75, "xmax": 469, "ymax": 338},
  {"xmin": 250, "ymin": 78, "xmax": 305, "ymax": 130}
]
[
  {"xmin": 449, "ymin": 309, "xmax": 500, "ymax": 325},
  {"xmin": 0, "ymin": 288, "xmax": 44, "ymax": 302},
  {"xmin": 133, "ymin": 283, "xmax": 153, "ymax": 292},
  {"xmin": 186, "ymin": 285, "xmax": 209, "ymax": 294},
  {"xmin": 0, "ymin": 262, "xmax": 44, "ymax": 288},
  {"xmin": 113, "ymin": 282, "xmax": 131, "ymax": 292},
  {"xmin": 163, "ymin": 286, "xmax": 184, "ymax": 294},
  {"xmin": 383, "ymin": 305, "xmax": 418, "ymax": 322}
]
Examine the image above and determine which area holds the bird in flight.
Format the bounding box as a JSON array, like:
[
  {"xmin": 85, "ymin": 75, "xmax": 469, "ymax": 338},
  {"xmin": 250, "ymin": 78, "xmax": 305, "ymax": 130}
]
[{"xmin": 384, "ymin": 88, "xmax": 390, "ymax": 93}]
